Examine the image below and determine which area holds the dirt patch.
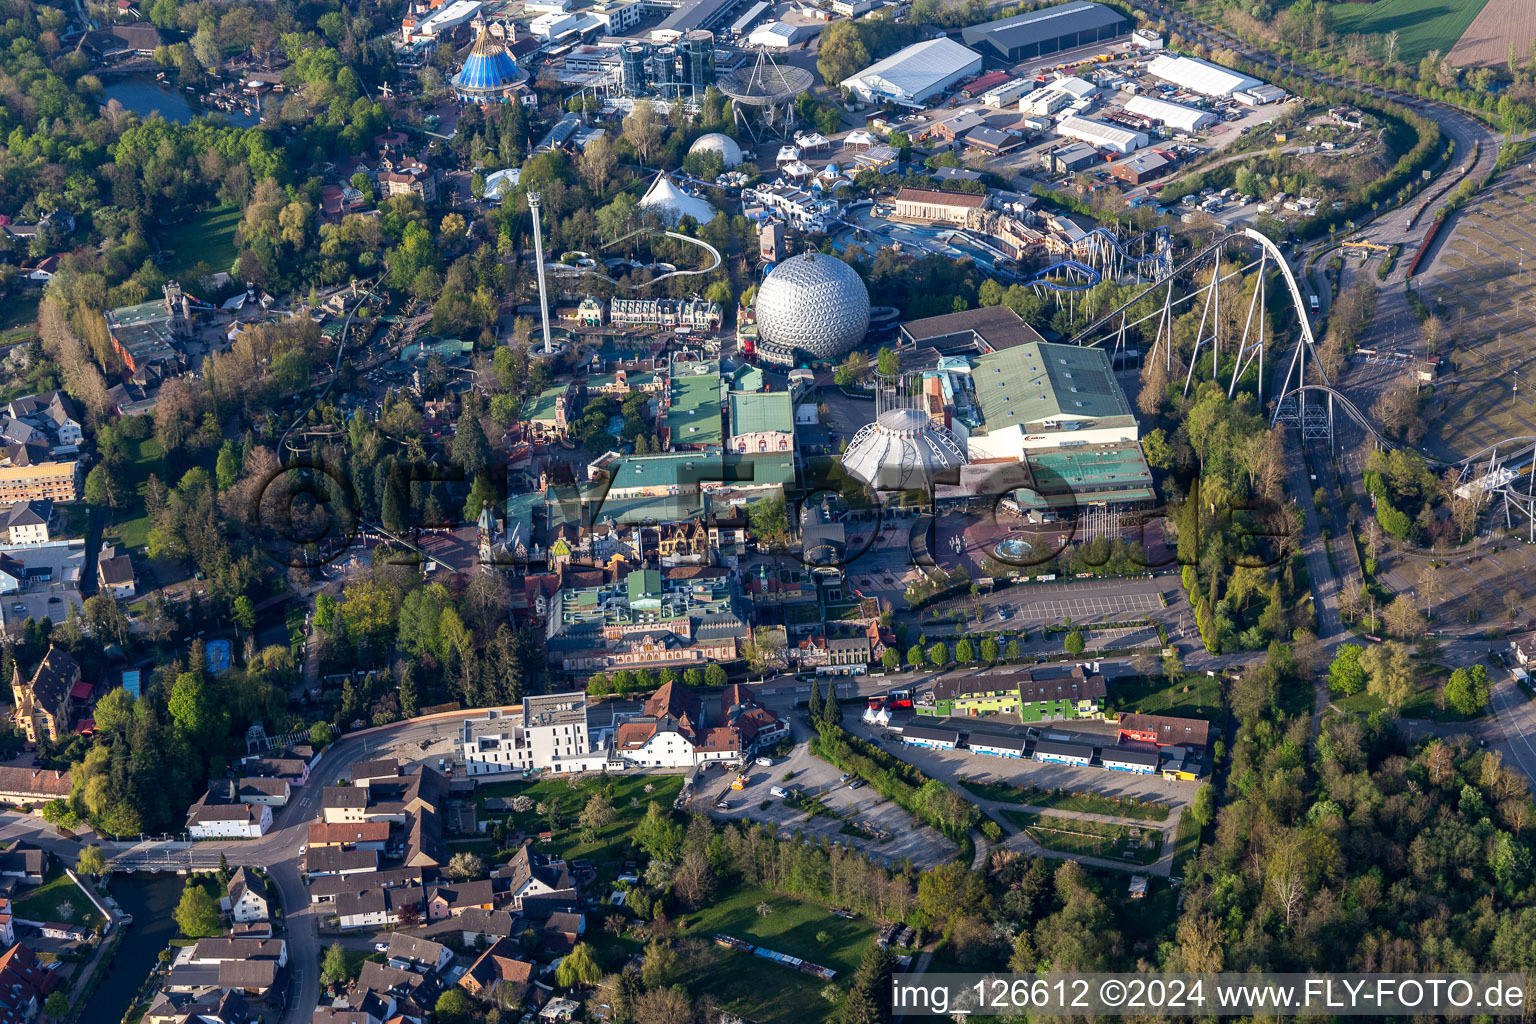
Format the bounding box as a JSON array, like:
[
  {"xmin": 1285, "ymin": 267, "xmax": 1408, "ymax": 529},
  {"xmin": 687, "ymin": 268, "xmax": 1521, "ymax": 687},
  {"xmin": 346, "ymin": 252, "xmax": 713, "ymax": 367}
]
[{"xmin": 1449, "ymin": 0, "xmax": 1536, "ymax": 66}]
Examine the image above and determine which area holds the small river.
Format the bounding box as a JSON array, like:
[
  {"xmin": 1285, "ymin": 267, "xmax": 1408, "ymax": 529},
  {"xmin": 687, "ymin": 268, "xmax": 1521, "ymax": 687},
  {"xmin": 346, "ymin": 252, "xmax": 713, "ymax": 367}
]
[
  {"xmin": 78, "ymin": 873, "xmax": 183, "ymax": 1024},
  {"xmin": 101, "ymin": 73, "xmax": 259, "ymax": 128}
]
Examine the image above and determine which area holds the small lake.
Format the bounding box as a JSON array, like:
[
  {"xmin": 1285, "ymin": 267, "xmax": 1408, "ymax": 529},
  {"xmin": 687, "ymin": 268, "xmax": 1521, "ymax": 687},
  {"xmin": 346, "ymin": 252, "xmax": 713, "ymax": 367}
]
[
  {"xmin": 102, "ymin": 73, "xmax": 259, "ymax": 129},
  {"xmin": 77, "ymin": 873, "xmax": 184, "ymax": 1024}
]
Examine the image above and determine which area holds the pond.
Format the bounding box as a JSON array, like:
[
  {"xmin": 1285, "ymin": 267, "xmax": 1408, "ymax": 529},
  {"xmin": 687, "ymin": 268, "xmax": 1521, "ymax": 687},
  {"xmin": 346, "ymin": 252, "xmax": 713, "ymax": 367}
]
[
  {"xmin": 77, "ymin": 873, "xmax": 184, "ymax": 1024},
  {"xmin": 101, "ymin": 73, "xmax": 259, "ymax": 129}
]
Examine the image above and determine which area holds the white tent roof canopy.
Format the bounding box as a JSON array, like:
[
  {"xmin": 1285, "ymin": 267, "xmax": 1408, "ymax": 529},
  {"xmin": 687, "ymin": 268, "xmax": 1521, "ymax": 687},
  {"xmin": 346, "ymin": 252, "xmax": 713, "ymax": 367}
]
[
  {"xmin": 841, "ymin": 36, "xmax": 983, "ymax": 101},
  {"xmin": 638, "ymin": 172, "xmax": 717, "ymax": 225},
  {"xmin": 1145, "ymin": 53, "xmax": 1262, "ymax": 96}
]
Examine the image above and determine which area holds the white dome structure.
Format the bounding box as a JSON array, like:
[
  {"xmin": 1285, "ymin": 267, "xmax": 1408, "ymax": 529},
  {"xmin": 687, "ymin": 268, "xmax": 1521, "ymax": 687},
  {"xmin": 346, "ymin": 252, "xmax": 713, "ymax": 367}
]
[
  {"xmin": 842, "ymin": 406, "xmax": 967, "ymax": 491},
  {"xmin": 638, "ymin": 172, "xmax": 717, "ymax": 226},
  {"xmin": 689, "ymin": 132, "xmax": 743, "ymax": 168},
  {"xmin": 755, "ymin": 252, "xmax": 870, "ymax": 360}
]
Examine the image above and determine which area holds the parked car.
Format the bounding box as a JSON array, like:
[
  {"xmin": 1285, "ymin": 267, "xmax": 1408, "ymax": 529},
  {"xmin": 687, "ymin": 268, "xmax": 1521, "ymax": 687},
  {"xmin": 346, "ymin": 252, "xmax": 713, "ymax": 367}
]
[
  {"xmin": 755, "ymin": 756, "xmax": 773, "ymax": 767},
  {"xmin": 374, "ymin": 943, "xmax": 389, "ymax": 953}
]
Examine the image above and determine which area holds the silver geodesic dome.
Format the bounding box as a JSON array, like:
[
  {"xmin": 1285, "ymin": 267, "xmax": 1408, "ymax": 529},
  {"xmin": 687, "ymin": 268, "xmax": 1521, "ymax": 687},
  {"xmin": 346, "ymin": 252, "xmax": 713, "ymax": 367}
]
[{"xmin": 755, "ymin": 253, "xmax": 870, "ymax": 360}]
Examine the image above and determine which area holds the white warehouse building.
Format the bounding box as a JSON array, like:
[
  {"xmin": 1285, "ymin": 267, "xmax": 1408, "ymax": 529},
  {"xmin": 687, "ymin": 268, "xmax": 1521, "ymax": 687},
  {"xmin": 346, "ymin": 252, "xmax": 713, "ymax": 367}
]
[
  {"xmin": 1146, "ymin": 53, "xmax": 1262, "ymax": 97},
  {"xmin": 1123, "ymin": 95, "xmax": 1216, "ymax": 132},
  {"xmin": 841, "ymin": 37, "xmax": 983, "ymax": 105},
  {"xmin": 1055, "ymin": 115, "xmax": 1147, "ymax": 154}
]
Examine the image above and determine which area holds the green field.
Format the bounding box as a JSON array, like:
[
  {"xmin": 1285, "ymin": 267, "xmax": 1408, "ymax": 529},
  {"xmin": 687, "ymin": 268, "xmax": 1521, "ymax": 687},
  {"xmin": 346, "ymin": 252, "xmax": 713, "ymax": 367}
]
[
  {"xmin": 1005, "ymin": 810, "xmax": 1164, "ymax": 865},
  {"xmin": 0, "ymin": 293, "xmax": 38, "ymax": 346},
  {"xmin": 958, "ymin": 778, "xmax": 1170, "ymax": 822},
  {"xmin": 1171, "ymin": 804, "xmax": 1202, "ymax": 878},
  {"xmin": 1335, "ymin": 662, "xmax": 1485, "ymax": 722},
  {"xmin": 680, "ymin": 884, "xmax": 875, "ymax": 1023},
  {"xmin": 1110, "ymin": 673, "xmax": 1222, "ymax": 719},
  {"xmin": 15, "ymin": 870, "xmax": 106, "ymax": 931},
  {"xmin": 160, "ymin": 206, "xmax": 241, "ymax": 282},
  {"xmin": 476, "ymin": 773, "xmax": 684, "ymax": 879},
  {"xmin": 1329, "ymin": 0, "xmax": 1492, "ymax": 61},
  {"xmin": 103, "ymin": 435, "xmax": 169, "ymax": 550}
]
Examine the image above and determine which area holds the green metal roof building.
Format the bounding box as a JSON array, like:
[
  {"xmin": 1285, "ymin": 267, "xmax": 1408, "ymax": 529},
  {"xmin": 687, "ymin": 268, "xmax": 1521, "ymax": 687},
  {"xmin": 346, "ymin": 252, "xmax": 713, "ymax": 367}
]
[
  {"xmin": 664, "ymin": 368, "xmax": 723, "ymax": 449},
  {"xmin": 964, "ymin": 341, "xmax": 1140, "ymax": 463},
  {"xmin": 728, "ymin": 391, "xmax": 795, "ymax": 451}
]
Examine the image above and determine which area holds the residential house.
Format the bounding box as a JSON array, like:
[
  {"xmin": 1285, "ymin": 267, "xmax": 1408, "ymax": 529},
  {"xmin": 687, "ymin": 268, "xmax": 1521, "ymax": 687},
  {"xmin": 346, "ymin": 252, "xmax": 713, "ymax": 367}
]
[
  {"xmin": 0, "ymin": 767, "xmax": 72, "ymax": 806},
  {"xmin": 0, "ymin": 943, "xmax": 56, "ymax": 1022},
  {"xmin": 97, "ymin": 545, "xmax": 136, "ymax": 599},
  {"xmin": 426, "ymin": 879, "xmax": 497, "ymax": 921},
  {"xmin": 223, "ymin": 867, "xmax": 270, "ymax": 924},
  {"xmin": 307, "ymin": 867, "xmax": 421, "ymax": 905},
  {"xmin": 144, "ymin": 989, "xmax": 251, "ymax": 1024},
  {"xmin": 441, "ymin": 908, "xmax": 519, "ymax": 946},
  {"xmin": 719, "ymin": 683, "xmax": 787, "ymax": 752},
  {"xmin": 542, "ymin": 910, "xmax": 584, "ymax": 952},
  {"xmin": 354, "ymin": 958, "xmax": 431, "ymax": 1003},
  {"xmin": 496, "ymin": 845, "xmax": 577, "ymax": 913},
  {"xmin": 236, "ymin": 777, "xmax": 291, "ymax": 807},
  {"xmin": 336, "ymin": 886, "xmax": 423, "ymax": 931},
  {"xmin": 0, "ymin": 503, "xmax": 49, "ymax": 546},
  {"xmin": 384, "ymin": 932, "xmax": 453, "ymax": 974},
  {"xmin": 304, "ymin": 846, "xmax": 379, "ymax": 878},
  {"xmin": 306, "ymin": 822, "xmax": 389, "ymax": 850},
  {"xmin": 186, "ymin": 788, "xmax": 274, "ymax": 839},
  {"xmin": 187, "ymin": 938, "xmax": 287, "ymax": 966},
  {"xmin": 239, "ymin": 754, "xmax": 312, "ymax": 787},
  {"xmin": 0, "ymin": 843, "xmax": 45, "ymax": 886},
  {"xmin": 350, "ymin": 759, "xmax": 401, "ymax": 787},
  {"xmin": 11, "ymin": 646, "xmax": 82, "ymax": 744},
  {"xmin": 458, "ymin": 937, "xmax": 533, "ymax": 1004}
]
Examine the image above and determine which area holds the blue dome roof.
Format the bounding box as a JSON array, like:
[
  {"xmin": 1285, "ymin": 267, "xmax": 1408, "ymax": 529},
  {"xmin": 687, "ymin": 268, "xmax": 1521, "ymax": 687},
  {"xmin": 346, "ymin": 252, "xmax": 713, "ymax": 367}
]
[{"xmin": 452, "ymin": 28, "xmax": 525, "ymax": 97}]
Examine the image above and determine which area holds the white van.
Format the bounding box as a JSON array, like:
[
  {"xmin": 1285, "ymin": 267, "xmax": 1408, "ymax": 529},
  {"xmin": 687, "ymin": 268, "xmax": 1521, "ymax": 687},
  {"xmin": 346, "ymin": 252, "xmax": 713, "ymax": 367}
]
[
  {"xmin": 770, "ymin": 786, "xmax": 787, "ymax": 798},
  {"xmin": 755, "ymin": 756, "xmax": 773, "ymax": 767}
]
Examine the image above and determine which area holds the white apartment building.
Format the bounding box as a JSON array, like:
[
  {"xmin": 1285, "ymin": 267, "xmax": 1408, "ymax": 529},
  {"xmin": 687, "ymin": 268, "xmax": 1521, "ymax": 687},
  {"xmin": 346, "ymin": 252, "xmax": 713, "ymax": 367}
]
[
  {"xmin": 187, "ymin": 802, "xmax": 273, "ymax": 839},
  {"xmin": 461, "ymin": 691, "xmax": 604, "ymax": 777}
]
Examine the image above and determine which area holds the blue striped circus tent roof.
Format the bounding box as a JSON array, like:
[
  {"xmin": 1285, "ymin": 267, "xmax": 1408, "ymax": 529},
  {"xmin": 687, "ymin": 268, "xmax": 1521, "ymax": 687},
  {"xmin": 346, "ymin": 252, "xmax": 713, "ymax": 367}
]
[{"xmin": 452, "ymin": 26, "xmax": 526, "ymax": 97}]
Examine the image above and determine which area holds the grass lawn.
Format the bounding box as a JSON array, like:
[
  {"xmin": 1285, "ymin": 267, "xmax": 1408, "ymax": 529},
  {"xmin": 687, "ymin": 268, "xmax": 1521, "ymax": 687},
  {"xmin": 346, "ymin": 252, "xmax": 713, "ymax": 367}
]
[
  {"xmin": 1335, "ymin": 663, "xmax": 1484, "ymax": 721},
  {"xmin": 15, "ymin": 870, "xmax": 106, "ymax": 931},
  {"xmin": 477, "ymin": 773, "xmax": 683, "ymax": 879},
  {"xmin": 1005, "ymin": 810, "xmax": 1163, "ymax": 865},
  {"xmin": 102, "ymin": 435, "xmax": 169, "ymax": 551},
  {"xmin": 160, "ymin": 206, "xmax": 241, "ymax": 282},
  {"xmin": 336, "ymin": 949, "xmax": 384, "ymax": 980},
  {"xmin": 1171, "ymin": 805, "xmax": 1202, "ymax": 878},
  {"xmin": 679, "ymin": 884, "xmax": 874, "ymax": 1023},
  {"xmin": 1330, "ymin": 0, "xmax": 1491, "ymax": 61},
  {"xmin": 959, "ymin": 778, "xmax": 1170, "ymax": 822},
  {"xmin": 0, "ymin": 293, "xmax": 38, "ymax": 345},
  {"xmin": 1110, "ymin": 673, "xmax": 1222, "ymax": 719}
]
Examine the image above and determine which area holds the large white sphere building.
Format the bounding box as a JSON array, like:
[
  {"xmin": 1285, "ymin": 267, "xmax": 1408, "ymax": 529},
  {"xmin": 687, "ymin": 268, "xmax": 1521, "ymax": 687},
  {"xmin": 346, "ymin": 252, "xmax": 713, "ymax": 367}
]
[
  {"xmin": 754, "ymin": 253, "xmax": 870, "ymax": 361},
  {"xmin": 688, "ymin": 132, "xmax": 743, "ymax": 168}
]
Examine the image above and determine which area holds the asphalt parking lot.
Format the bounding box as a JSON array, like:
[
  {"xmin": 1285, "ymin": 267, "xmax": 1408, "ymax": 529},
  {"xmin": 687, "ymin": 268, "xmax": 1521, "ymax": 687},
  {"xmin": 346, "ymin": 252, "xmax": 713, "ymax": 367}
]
[{"xmin": 691, "ymin": 721, "xmax": 959, "ymax": 866}]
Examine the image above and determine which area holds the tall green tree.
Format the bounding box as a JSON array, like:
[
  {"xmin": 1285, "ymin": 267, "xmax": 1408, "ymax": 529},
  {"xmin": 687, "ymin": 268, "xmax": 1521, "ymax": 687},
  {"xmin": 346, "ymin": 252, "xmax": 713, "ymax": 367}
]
[{"xmin": 173, "ymin": 881, "xmax": 222, "ymax": 938}]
